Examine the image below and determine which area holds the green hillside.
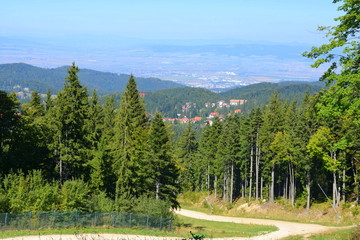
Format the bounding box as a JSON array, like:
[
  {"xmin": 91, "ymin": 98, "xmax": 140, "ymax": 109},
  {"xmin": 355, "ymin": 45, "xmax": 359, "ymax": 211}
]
[
  {"xmin": 0, "ymin": 63, "xmax": 183, "ymax": 94},
  {"xmin": 142, "ymin": 82, "xmax": 325, "ymax": 117}
]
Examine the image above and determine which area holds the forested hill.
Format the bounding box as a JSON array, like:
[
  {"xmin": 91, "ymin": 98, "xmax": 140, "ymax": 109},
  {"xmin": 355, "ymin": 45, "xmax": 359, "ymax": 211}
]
[
  {"xmin": 144, "ymin": 87, "xmax": 219, "ymax": 117},
  {"xmin": 0, "ymin": 63, "xmax": 183, "ymax": 94},
  {"xmin": 143, "ymin": 81, "xmax": 325, "ymax": 117},
  {"xmin": 219, "ymin": 81, "xmax": 326, "ymax": 110}
]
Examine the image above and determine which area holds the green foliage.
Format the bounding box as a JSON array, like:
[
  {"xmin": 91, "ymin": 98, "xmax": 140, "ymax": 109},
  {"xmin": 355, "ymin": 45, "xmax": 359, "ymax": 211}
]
[
  {"xmin": 133, "ymin": 196, "xmax": 175, "ymax": 219},
  {"xmin": 50, "ymin": 62, "xmax": 90, "ymax": 180},
  {"xmin": 147, "ymin": 112, "xmax": 181, "ymax": 208},
  {"xmin": 176, "ymin": 122, "xmax": 199, "ymax": 191},
  {"xmin": 60, "ymin": 179, "xmax": 90, "ymax": 212},
  {"xmin": 303, "ymin": 0, "xmax": 360, "ymax": 80},
  {"xmin": 1, "ymin": 170, "xmax": 59, "ymax": 213},
  {"xmin": 113, "ymin": 75, "xmax": 149, "ymax": 198},
  {"xmin": 88, "ymin": 191, "xmax": 114, "ymax": 212}
]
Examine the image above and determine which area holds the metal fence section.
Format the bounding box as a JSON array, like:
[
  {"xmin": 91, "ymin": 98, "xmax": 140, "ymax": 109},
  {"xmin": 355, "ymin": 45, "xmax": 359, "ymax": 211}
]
[{"xmin": 0, "ymin": 211, "xmax": 173, "ymax": 232}]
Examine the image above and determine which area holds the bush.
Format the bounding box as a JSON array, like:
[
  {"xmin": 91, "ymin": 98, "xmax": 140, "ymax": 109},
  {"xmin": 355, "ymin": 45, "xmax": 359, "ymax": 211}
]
[
  {"xmin": 1, "ymin": 170, "xmax": 59, "ymax": 213},
  {"xmin": 133, "ymin": 196, "xmax": 174, "ymax": 219},
  {"xmin": 60, "ymin": 179, "xmax": 90, "ymax": 212},
  {"xmin": 89, "ymin": 191, "xmax": 114, "ymax": 212}
]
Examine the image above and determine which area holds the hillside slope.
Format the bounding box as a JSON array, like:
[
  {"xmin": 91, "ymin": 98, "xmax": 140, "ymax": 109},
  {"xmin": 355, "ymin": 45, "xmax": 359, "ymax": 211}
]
[{"xmin": 0, "ymin": 63, "xmax": 183, "ymax": 94}]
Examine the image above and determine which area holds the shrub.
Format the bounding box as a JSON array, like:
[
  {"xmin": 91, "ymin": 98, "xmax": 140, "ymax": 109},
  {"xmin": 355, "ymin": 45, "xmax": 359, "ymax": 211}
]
[{"xmin": 133, "ymin": 195, "xmax": 174, "ymax": 219}]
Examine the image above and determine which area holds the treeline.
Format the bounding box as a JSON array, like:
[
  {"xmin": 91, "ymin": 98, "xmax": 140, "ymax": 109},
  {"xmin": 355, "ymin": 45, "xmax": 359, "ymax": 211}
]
[
  {"xmin": 0, "ymin": 63, "xmax": 183, "ymax": 94},
  {"xmin": 177, "ymin": 77, "xmax": 359, "ymax": 208},
  {"xmin": 140, "ymin": 83, "xmax": 324, "ymax": 119},
  {"xmin": 0, "ymin": 63, "xmax": 179, "ymax": 218}
]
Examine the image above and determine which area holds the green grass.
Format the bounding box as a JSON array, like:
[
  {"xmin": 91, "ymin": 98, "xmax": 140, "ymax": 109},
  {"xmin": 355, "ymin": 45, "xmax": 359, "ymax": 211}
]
[
  {"xmin": 175, "ymin": 215, "xmax": 278, "ymax": 238},
  {"xmin": 0, "ymin": 227, "xmax": 180, "ymax": 239},
  {"xmin": 281, "ymin": 226, "xmax": 360, "ymax": 240},
  {"xmin": 0, "ymin": 215, "xmax": 278, "ymax": 239},
  {"xmin": 178, "ymin": 192, "xmax": 358, "ymax": 227}
]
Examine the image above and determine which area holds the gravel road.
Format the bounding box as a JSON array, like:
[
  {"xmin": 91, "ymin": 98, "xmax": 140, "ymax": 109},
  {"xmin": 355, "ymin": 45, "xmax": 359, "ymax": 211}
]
[
  {"xmin": 175, "ymin": 208, "xmax": 345, "ymax": 239},
  {"xmin": 4, "ymin": 209, "xmax": 350, "ymax": 240}
]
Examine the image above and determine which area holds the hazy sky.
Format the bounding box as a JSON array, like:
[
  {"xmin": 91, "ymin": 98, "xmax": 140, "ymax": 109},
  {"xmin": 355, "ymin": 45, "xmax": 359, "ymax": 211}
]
[{"xmin": 1, "ymin": 0, "xmax": 341, "ymax": 45}]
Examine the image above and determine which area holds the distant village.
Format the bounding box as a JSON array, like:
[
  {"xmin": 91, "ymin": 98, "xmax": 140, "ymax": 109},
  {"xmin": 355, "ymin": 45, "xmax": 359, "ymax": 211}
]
[{"xmin": 162, "ymin": 99, "xmax": 247, "ymax": 125}]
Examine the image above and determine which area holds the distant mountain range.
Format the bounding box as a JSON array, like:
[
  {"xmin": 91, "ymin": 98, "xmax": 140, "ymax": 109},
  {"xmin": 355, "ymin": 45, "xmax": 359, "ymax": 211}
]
[
  {"xmin": 0, "ymin": 62, "xmax": 326, "ymax": 117},
  {"xmin": 0, "ymin": 63, "xmax": 183, "ymax": 94}
]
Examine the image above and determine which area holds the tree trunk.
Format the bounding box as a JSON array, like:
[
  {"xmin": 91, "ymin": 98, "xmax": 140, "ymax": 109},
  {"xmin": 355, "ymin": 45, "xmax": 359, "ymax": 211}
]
[
  {"xmin": 223, "ymin": 172, "xmax": 227, "ymax": 201},
  {"xmin": 155, "ymin": 178, "xmax": 160, "ymax": 200},
  {"xmin": 352, "ymin": 159, "xmax": 359, "ymax": 205},
  {"xmin": 306, "ymin": 170, "xmax": 311, "ymax": 211},
  {"xmin": 249, "ymin": 145, "xmax": 253, "ymax": 201},
  {"xmin": 214, "ymin": 175, "xmax": 217, "ymax": 199},
  {"xmin": 59, "ymin": 134, "xmax": 63, "ymax": 182},
  {"xmin": 270, "ymin": 164, "xmax": 275, "ymax": 203},
  {"xmin": 342, "ymin": 166, "xmax": 346, "ymax": 203},
  {"xmin": 333, "ymin": 171, "xmax": 338, "ymax": 208},
  {"xmin": 260, "ymin": 176, "xmax": 263, "ymax": 200},
  {"xmin": 230, "ymin": 162, "xmax": 234, "ymax": 204},
  {"xmin": 290, "ymin": 163, "xmax": 295, "ymax": 207},
  {"xmin": 255, "ymin": 133, "xmax": 260, "ymax": 201},
  {"xmin": 207, "ymin": 164, "xmax": 210, "ymax": 194}
]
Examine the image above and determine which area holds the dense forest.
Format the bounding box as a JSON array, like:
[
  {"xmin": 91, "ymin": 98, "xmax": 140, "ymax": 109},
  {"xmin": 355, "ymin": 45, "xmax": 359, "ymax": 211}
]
[
  {"xmin": 0, "ymin": 63, "xmax": 183, "ymax": 94},
  {"xmin": 0, "ymin": 0, "xmax": 359, "ymax": 219},
  {"xmin": 142, "ymin": 82, "xmax": 325, "ymax": 118}
]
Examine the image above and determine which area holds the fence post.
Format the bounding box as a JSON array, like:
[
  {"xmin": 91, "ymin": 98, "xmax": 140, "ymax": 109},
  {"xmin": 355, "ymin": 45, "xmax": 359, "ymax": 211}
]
[
  {"xmin": 168, "ymin": 219, "xmax": 173, "ymax": 231},
  {"xmin": 94, "ymin": 212, "xmax": 97, "ymax": 227},
  {"xmin": 52, "ymin": 211, "xmax": 56, "ymax": 229},
  {"xmin": 129, "ymin": 213, "xmax": 132, "ymax": 227},
  {"xmin": 159, "ymin": 217, "xmax": 162, "ymax": 230},
  {"xmin": 4, "ymin": 213, "xmax": 8, "ymax": 231},
  {"xmin": 29, "ymin": 212, "xmax": 32, "ymax": 230},
  {"xmin": 146, "ymin": 215, "xmax": 149, "ymax": 229}
]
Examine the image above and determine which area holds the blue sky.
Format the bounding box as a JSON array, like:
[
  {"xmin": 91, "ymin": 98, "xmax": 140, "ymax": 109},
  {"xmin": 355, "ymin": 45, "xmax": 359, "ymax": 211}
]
[{"xmin": 1, "ymin": 0, "xmax": 341, "ymax": 45}]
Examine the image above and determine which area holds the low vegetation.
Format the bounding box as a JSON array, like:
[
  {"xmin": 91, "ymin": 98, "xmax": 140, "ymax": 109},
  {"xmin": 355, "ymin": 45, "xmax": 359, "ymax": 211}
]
[
  {"xmin": 178, "ymin": 192, "xmax": 360, "ymax": 226},
  {"xmin": 0, "ymin": 214, "xmax": 278, "ymax": 239},
  {"xmin": 281, "ymin": 226, "xmax": 360, "ymax": 240}
]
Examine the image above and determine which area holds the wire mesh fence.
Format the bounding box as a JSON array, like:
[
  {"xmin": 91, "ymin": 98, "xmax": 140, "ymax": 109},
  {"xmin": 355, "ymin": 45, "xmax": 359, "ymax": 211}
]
[{"xmin": 0, "ymin": 211, "xmax": 173, "ymax": 232}]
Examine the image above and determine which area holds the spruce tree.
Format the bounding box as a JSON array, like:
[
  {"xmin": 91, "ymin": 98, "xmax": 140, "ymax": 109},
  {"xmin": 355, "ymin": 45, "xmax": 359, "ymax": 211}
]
[
  {"xmin": 146, "ymin": 112, "xmax": 180, "ymax": 208},
  {"xmin": 0, "ymin": 91, "xmax": 20, "ymax": 173},
  {"xmin": 112, "ymin": 75, "xmax": 149, "ymax": 202},
  {"xmin": 176, "ymin": 122, "xmax": 198, "ymax": 191},
  {"xmin": 51, "ymin": 62, "xmax": 90, "ymax": 181}
]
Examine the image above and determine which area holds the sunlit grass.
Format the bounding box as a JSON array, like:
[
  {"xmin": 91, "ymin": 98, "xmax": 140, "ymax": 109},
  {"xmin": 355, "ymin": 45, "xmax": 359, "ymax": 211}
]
[
  {"xmin": 0, "ymin": 215, "xmax": 278, "ymax": 239},
  {"xmin": 281, "ymin": 226, "xmax": 359, "ymax": 240}
]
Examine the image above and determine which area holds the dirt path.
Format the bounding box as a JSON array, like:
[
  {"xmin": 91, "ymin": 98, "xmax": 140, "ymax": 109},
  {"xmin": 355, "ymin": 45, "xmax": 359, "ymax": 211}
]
[
  {"xmin": 175, "ymin": 208, "xmax": 347, "ymax": 239},
  {"xmin": 4, "ymin": 209, "xmax": 351, "ymax": 240}
]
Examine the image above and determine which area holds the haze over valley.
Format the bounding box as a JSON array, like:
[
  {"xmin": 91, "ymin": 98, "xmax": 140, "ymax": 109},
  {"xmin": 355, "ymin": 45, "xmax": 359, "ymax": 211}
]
[{"xmin": 0, "ymin": 36, "xmax": 326, "ymax": 90}]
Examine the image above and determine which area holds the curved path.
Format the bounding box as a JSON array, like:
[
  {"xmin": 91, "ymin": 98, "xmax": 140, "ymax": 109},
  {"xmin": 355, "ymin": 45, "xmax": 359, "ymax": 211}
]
[
  {"xmin": 5, "ymin": 209, "xmax": 351, "ymax": 240},
  {"xmin": 175, "ymin": 208, "xmax": 347, "ymax": 239}
]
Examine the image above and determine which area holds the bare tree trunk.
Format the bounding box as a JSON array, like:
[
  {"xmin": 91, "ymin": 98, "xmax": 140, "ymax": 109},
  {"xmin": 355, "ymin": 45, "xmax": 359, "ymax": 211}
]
[
  {"xmin": 156, "ymin": 179, "xmax": 160, "ymax": 200},
  {"xmin": 352, "ymin": 159, "xmax": 359, "ymax": 205},
  {"xmin": 284, "ymin": 175, "xmax": 288, "ymax": 199},
  {"xmin": 260, "ymin": 177, "xmax": 263, "ymax": 200},
  {"xmin": 333, "ymin": 171, "xmax": 338, "ymax": 208},
  {"xmin": 270, "ymin": 164, "xmax": 275, "ymax": 203},
  {"xmin": 290, "ymin": 163, "xmax": 295, "ymax": 206},
  {"xmin": 59, "ymin": 134, "xmax": 63, "ymax": 182},
  {"xmin": 207, "ymin": 164, "xmax": 210, "ymax": 194},
  {"xmin": 223, "ymin": 173, "xmax": 227, "ymax": 201},
  {"xmin": 249, "ymin": 145, "xmax": 253, "ymax": 201},
  {"xmin": 342, "ymin": 166, "xmax": 346, "ymax": 203},
  {"xmin": 255, "ymin": 133, "xmax": 260, "ymax": 201},
  {"xmin": 306, "ymin": 170, "xmax": 311, "ymax": 211},
  {"xmin": 214, "ymin": 175, "xmax": 217, "ymax": 199},
  {"xmin": 241, "ymin": 182, "xmax": 245, "ymax": 198},
  {"xmin": 230, "ymin": 162, "xmax": 234, "ymax": 204}
]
